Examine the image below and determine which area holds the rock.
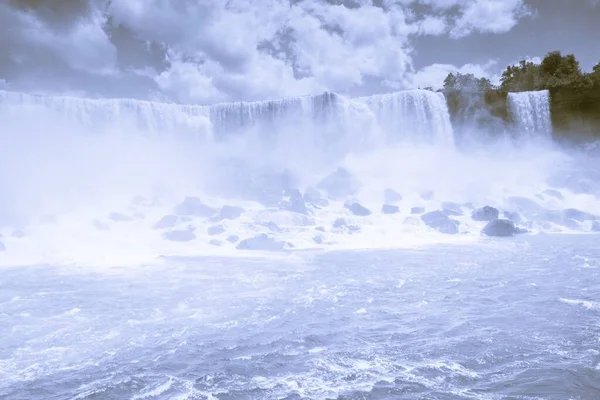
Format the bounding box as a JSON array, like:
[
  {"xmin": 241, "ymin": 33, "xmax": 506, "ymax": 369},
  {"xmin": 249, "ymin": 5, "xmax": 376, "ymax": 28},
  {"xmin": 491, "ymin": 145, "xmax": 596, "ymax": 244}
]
[
  {"xmin": 441, "ymin": 202, "xmax": 463, "ymax": 217},
  {"xmin": 421, "ymin": 211, "xmax": 459, "ymax": 234},
  {"xmin": 471, "ymin": 206, "xmax": 499, "ymax": 222},
  {"xmin": 209, "ymin": 239, "xmax": 222, "ymax": 246},
  {"xmin": 317, "ymin": 167, "xmax": 360, "ymax": 200},
  {"xmin": 411, "ymin": 207, "xmax": 425, "ymax": 214},
  {"xmin": 227, "ymin": 235, "xmax": 240, "ymax": 243},
  {"xmin": 482, "ymin": 219, "xmax": 527, "ymax": 237},
  {"xmin": 304, "ymin": 187, "xmax": 329, "ymax": 207},
  {"xmin": 563, "ymin": 208, "xmax": 597, "ymax": 222},
  {"xmin": 260, "ymin": 221, "xmax": 282, "ymax": 233},
  {"xmin": 93, "ymin": 220, "xmax": 110, "ymax": 231},
  {"xmin": 281, "ymin": 189, "xmax": 308, "ymax": 214},
  {"xmin": 164, "ymin": 229, "xmax": 196, "ymax": 242},
  {"xmin": 503, "ymin": 211, "xmax": 524, "ymax": 225},
  {"xmin": 381, "ymin": 204, "xmax": 400, "ymax": 214},
  {"xmin": 345, "ymin": 202, "xmax": 371, "ymax": 216},
  {"xmin": 236, "ymin": 234, "xmax": 291, "ymax": 251},
  {"xmin": 174, "ymin": 197, "xmax": 216, "ymax": 217},
  {"xmin": 384, "ymin": 188, "xmax": 403, "ymax": 204},
  {"xmin": 543, "ymin": 189, "xmax": 564, "ymax": 201},
  {"xmin": 315, "ymin": 226, "xmax": 326, "ymax": 232},
  {"xmin": 332, "ymin": 218, "xmax": 360, "ymax": 232},
  {"xmin": 313, "ymin": 235, "xmax": 324, "ymax": 244},
  {"xmin": 109, "ymin": 212, "xmax": 132, "ymax": 222},
  {"xmin": 420, "ymin": 190, "xmax": 434, "ymax": 200},
  {"xmin": 213, "ymin": 205, "xmax": 245, "ymax": 221},
  {"xmin": 207, "ymin": 225, "xmax": 225, "ymax": 236},
  {"xmin": 153, "ymin": 215, "xmax": 179, "ymax": 229},
  {"xmin": 592, "ymin": 221, "xmax": 600, "ymax": 232},
  {"xmin": 0, "ymin": 242, "xmax": 5, "ymax": 251}
]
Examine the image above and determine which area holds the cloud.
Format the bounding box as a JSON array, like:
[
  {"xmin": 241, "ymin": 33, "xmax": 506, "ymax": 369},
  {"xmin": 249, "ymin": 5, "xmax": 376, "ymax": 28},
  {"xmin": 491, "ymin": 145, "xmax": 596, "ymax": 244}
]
[
  {"xmin": 409, "ymin": 60, "xmax": 500, "ymax": 89},
  {"xmin": 0, "ymin": 0, "xmax": 532, "ymax": 103}
]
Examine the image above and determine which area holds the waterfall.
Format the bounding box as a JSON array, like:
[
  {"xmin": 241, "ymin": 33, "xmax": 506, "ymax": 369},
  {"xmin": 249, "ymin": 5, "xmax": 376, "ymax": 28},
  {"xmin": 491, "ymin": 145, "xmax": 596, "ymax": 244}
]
[
  {"xmin": 0, "ymin": 89, "xmax": 455, "ymax": 147},
  {"xmin": 358, "ymin": 90, "xmax": 454, "ymax": 147},
  {"xmin": 508, "ymin": 90, "xmax": 552, "ymax": 138}
]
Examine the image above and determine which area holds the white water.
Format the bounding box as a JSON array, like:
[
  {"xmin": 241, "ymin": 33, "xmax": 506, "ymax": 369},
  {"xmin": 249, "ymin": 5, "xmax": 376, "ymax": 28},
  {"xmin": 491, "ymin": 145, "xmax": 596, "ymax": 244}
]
[
  {"xmin": 0, "ymin": 88, "xmax": 598, "ymax": 268},
  {"xmin": 508, "ymin": 90, "xmax": 553, "ymax": 139}
]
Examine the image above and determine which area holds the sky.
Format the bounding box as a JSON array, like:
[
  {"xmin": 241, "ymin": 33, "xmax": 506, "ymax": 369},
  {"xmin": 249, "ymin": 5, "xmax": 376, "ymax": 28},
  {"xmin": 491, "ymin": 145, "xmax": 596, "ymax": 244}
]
[{"xmin": 0, "ymin": 0, "xmax": 598, "ymax": 104}]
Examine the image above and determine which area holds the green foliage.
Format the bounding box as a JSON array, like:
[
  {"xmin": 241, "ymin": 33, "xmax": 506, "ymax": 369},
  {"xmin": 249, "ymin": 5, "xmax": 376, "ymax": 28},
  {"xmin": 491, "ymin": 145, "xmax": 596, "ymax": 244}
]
[
  {"xmin": 497, "ymin": 51, "xmax": 600, "ymax": 92},
  {"xmin": 443, "ymin": 72, "xmax": 494, "ymax": 92}
]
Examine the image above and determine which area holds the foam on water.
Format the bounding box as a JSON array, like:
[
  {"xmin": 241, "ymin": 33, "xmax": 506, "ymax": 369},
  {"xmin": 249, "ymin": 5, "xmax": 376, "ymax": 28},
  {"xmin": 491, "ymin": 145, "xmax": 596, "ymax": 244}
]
[{"xmin": 0, "ymin": 89, "xmax": 598, "ymax": 267}]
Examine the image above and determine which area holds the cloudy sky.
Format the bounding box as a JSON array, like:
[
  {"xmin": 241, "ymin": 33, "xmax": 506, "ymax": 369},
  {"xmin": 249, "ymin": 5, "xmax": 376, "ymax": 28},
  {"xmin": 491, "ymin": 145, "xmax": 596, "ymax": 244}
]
[{"xmin": 1, "ymin": 0, "xmax": 598, "ymax": 104}]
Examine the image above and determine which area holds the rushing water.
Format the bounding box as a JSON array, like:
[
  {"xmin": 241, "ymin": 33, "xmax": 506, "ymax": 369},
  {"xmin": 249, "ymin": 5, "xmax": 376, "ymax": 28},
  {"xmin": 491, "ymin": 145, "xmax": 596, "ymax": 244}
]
[
  {"xmin": 1, "ymin": 234, "xmax": 599, "ymax": 399},
  {"xmin": 508, "ymin": 91, "xmax": 552, "ymax": 139}
]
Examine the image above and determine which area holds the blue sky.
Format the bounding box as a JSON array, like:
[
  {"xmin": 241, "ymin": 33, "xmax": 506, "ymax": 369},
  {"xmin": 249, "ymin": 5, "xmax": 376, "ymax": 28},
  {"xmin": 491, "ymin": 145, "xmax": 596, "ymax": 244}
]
[{"xmin": 1, "ymin": 0, "xmax": 598, "ymax": 103}]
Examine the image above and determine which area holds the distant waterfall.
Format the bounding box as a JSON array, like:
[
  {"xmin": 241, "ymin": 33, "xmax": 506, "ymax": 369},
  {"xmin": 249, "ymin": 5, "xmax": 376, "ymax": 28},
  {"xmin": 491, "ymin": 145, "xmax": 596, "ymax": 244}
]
[
  {"xmin": 0, "ymin": 89, "xmax": 455, "ymax": 147},
  {"xmin": 508, "ymin": 90, "xmax": 552, "ymax": 138},
  {"xmin": 359, "ymin": 90, "xmax": 454, "ymax": 147}
]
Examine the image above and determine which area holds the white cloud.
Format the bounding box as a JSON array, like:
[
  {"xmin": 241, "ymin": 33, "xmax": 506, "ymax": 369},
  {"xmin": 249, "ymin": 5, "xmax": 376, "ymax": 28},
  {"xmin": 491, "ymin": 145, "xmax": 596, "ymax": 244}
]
[
  {"xmin": 409, "ymin": 60, "xmax": 500, "ymax": 89},
  {"xmin": 0, "ymin": 0, "xmax": 532, "ymax": 103}
]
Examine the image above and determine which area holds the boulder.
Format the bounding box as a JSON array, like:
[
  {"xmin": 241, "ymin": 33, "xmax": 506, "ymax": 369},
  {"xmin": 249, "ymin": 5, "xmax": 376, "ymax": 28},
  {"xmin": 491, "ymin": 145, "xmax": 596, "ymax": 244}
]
[
  {"xmin": 482, "ymin": 219, "xmax": 527, "ymax": 237},
  {"xmin": 421, "ymin": 211, "xmax": 459, "ymax": 234},
  {"xmin": 315, "ymin": 226, "xmax": 326, "ymax": 232},
  {"xmin": 164, "ymin": 229, "xmax": 196, "ymax": 242},
  {"xmin": 109, "ymin": 212, "xmax": 132, "ymax": 222},
  {"xmin": 563, "ymin": 208, "xmax": 597, "ymax": 222},
  {"xmin": 153, "ymin": 215, "xmax": 179, "ymax": 229},
  {"xmin": 281, "ymin": 189, "xmax": 308, "ymax": 214},
  {"xmin": 174, "ymin": 197, "xmax": 216, "ymax": 217},
  {"xmin": 471, "ymin": 206, "xmax": 499, "ymax": 222},
  {"xmin": 227, "ymin": 235, "xmax": 240, "ymax": 243},
  {"xmin": 420, "ymin": 190, "xmax": 434, "ymax": 200},
  {"xmin": 411, "ymin": 207, "xmax": 425, "ymax": 215},
  {"xmin": 592, "ymin": 221, "xmax": 600, "ymax": 232},
  {"xmin": 317, "ymin": 167, "xmax": 360, "ymax": 200},
  {"xmin": 236, "ymin": 234, "xmax": 291, "ymax": 251},
  {"xmin": 503, "ymin": 211, "xmax": 524, "ymax": 225},
  {"xmin": 213, "ymin": 205, "xmax": 245, "ymax": 221},
  {"xmin": 304, "ymin": 187, "xmax": 329, "ymax": 207},
  {"xmin": 313, "ymin": 235, "xmax": 324, "ymax": 244},
  {"xmin": 260, "ymin": 221, "xmax": 282, "ymax": 233},
  {"xmin": 381, "ymin": 204, "xmax": 400, "ymax": 214},
  {"xmin": 384, "ymin": 188, "xmax": 403, "ymax": 204},
  {"xmin": 207, "ymin": 225, "xmax": 225, "ymax": 236},
  {"xmin": 441, "ymin": 202, "xmax": 463, "ymax": 217},
  {"xmin": 209, "ymin": 239, "xmax": 222, "ymax": 246},
  {"xmin": 332, "ymin": 218, "xmax": 360, "ymax": 232},
  {"xmin": 345, "ymin": 202, "xmax": 371, "ymax": 216}
]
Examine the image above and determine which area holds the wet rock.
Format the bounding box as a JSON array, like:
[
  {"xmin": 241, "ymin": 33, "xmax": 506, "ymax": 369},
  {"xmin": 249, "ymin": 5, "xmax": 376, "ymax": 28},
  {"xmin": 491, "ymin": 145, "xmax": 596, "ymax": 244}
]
[
  {"xmin": 109, "ymin": 212, "xmax": 132, "ymax": 222},
  {"xmin": 563, "ymin": 208, "xmax": 597, "ymax": 222},
  {"xmin": 420, "ymin": 190, "xmax": 434, "ymax": 200},
  {"xmin": 317, "ymin": 167, "xmax": 360, "ymax": 200},
  {"xmin": 421, "ymin": 211, "xmax": 459, "ymax": 234},
  {"xmin": 384, "ymin": 188, "xmax": 403, "ymax": 204},
  {"xmin": 227, "ymin": 235, "xmax": 240, "ymax": 243},
  {"xmin": 153, "ymin": 215, "xmax": 179, "ymax": 229},
  {"xmin": 381, "ymin": 204, "xmax": 400, "ymax": 214},
  {"xmin": 313, "ymin": 235, "xmax": 324, "ymax": 244},
  {"xmin": 332, "ymin": 218, "xmax": 360, "ymax": 232},
  {"xmin": 260, "ymin": 221, "xmax": 282, "ymax": 233},
  {"xmin": 304, "ymin": 187, "xmax": 330, "ymax": 208},
  {"xmin": 345, "ymin": 203, "xmax": 371, "ymax": 216},
  {"xmin": 315, "ymin": 226, "xmax": 326, "ymax": 232},
  {"xmin": 471, "ymin": 206, "xmax": 499, "ymax": 222},
  {"xmin": 93, "ymin": 220, "xmax": 110, "ymax": 231},
  {"xmin": 281, "ymin": 189, "xmax": 308, "ymax": 214},
  {"xmin": 207, "ymin": 225, "xmax": 225, "ymax": 236},
  {"xmin": 213, "ymin": 205, "xmax": 245, "ymax": 221},
  {"xmin": 209, "ymin": 239, "xmax": 222, "ymax": 246},
  {"xmin": 441, "ymin": 202, "xmax": 463, "ymax": 217},
  {"xmin": 174, "ymin": 197, "xmax": 216, "ymax": 217},
  {"xmin": 592, "ymin": 221, "xmax": 600, "ymax": 232},
  {"xmin": 543, "ymin": 189, "xmax": 564, "ymax": 201},
  {"xmin": 236, "ymin": 234, "xmax": 291, "ymax": 251},
  {"xmin": 0, "ymin": 242, "xmax": 5, "ymax": 251},
  {"xmin": 503, "ymin": 211, "xmax": 524, "ymax": 225},
  {"xmin": 411, "ymin": 207, "xmax": 425, "ymax": 215},
  {"xmin": 482, "ymin": 219, "xmax": 527, "ymax": 237},
  {"xmin": 164, "ymin": 229, "xmax": 196, "ymax": 242}
]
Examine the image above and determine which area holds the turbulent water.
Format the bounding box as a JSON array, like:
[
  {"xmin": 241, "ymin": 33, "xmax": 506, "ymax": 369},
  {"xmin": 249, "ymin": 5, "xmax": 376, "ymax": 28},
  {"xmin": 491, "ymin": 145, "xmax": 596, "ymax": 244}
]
[
  {"xmin": 0, "ymin": 88, "xmax": 599, "ymax": 398},
  {"xmin": 1, "ymin": 235, "xmax": 599, "ymax": 399}
]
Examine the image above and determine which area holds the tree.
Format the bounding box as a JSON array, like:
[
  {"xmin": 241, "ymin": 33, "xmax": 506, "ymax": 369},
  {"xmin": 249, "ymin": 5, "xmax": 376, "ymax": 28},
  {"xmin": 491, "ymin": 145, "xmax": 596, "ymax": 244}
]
[
  {"xmin": 443, "ymin": 72, "xmax": 494, "ymax": 92},
  {"xmin": 539, "ymin": 51, "xmax": 582, "ymax": 88}
]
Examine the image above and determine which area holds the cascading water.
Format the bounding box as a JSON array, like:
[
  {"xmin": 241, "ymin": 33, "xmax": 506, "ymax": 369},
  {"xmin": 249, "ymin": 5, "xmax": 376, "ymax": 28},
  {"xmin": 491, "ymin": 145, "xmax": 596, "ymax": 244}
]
[{"xmin": 508, "ymin": 90, "xmax": 552, "ymax": 139}]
